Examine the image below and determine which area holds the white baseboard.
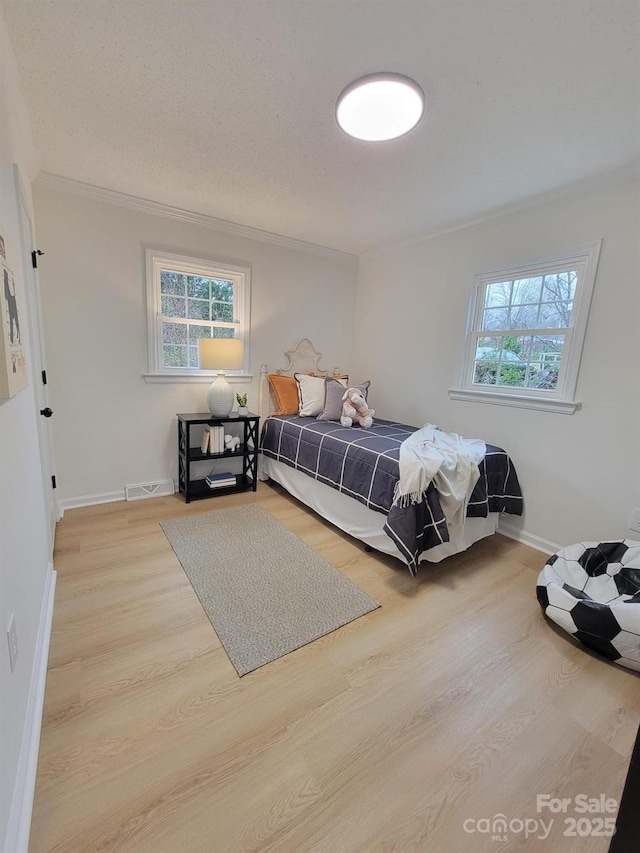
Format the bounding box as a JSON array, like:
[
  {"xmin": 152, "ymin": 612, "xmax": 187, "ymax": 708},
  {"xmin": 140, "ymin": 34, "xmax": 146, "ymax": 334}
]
[
  {"xmin": 497, "ymin": 518, "xmax": 561, "ymax": 556},
  {"xmin": 3, "ymin": 563, "xmax": 57, "ymax": 853},
  {"xmin": 58, "ymin": 489, "xmax": 125, "ymax": 514},
  {"xmin": 59, "ymin": 481, "xmax": 178, "ymax": 514}
]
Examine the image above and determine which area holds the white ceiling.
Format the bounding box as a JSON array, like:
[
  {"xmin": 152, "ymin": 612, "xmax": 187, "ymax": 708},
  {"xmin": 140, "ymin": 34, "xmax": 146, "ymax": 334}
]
[{"xmin": 3, "ymin": 0, "xmax": 639, "ymax": 254}]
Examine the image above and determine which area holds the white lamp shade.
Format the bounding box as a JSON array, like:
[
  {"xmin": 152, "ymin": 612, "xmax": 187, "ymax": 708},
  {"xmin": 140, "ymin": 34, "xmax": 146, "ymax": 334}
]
[{"xmin": 198, "ymin": 337, "xmax": 244, "ymax": 371}]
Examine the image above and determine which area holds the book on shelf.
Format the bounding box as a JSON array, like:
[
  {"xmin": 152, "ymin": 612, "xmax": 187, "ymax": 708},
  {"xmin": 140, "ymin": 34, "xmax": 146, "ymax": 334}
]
[
  {"xmin": 207, "ymin": 479, "xmax": 236, "ymax": 489},
  {"xmin": 211, "ymin": 425, "xmax": 217, "ymax": 454},
  {"xmin": 208, "ymin": 425, "xmax": 225, "ymax": 454},
  {"xmin": 200, "ymin": 427, "xmax": 210, "ymax": 454},
  {"xmin": 206, "ymin": 470, "xmax": 236, "ymax": 489},
  {"xmin": 207, "ymin": 470, "xmax": 234, "ymax": 481}
]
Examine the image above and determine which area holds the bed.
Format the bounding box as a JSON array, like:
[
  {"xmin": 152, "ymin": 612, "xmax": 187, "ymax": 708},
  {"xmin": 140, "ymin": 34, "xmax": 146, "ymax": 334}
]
[{"xmin": 258, "ymin": 340, "xmax": 523, "ymax": 575}]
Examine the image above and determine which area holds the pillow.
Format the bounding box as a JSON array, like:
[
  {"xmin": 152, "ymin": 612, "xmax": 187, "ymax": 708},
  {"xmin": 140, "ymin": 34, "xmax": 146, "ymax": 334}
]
[
  {"xmin": 295, "ymin": 373, "xmax": 347, "ymax": 417},
  {"xmin": 268, "ymin": 374, "xmax": 300, "ymax": 416},
  {"xmin": 317, "ymin": 378, "xmax": 370, "ymax": 422}
]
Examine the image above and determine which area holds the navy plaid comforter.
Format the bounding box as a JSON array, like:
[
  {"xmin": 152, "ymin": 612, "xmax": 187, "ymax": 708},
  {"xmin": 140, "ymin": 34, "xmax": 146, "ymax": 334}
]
[{"xmin": 260, "ymin": 416, "xmax": 523, "ymax": 575}]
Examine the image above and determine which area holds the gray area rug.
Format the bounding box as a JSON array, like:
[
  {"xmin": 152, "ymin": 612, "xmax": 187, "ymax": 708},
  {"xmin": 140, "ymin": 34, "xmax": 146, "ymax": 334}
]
[{"xmin": 160, "ymin": 505, "xmax": 380, "ymax": 676}]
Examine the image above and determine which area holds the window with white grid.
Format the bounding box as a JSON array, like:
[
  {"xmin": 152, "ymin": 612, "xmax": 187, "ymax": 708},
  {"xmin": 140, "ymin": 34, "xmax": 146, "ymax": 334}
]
[
  {"xmin": 452, "ymin": 242, "xmax": 601, "ymax": 413},
  {"xmin": 145, "ymin": 250, "xmax": 251, "ymax": 380}
]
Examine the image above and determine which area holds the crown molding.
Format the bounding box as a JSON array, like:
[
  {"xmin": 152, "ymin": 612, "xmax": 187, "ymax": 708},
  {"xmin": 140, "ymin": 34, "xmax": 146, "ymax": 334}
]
[
  {"xmin": 361, "ymin": 163, "xmax": 640, "ymax": 258},
  {"xmin": 35, "ymin": 172, "xmax": 356, "ymax": 261}
]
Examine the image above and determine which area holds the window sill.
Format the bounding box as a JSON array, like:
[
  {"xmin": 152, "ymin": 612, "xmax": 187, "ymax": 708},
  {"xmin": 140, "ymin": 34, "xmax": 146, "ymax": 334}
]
[
  {"xmin": 143, "ymin": 372, "xmax": 253, "ymax": 385},
  {"xmin": 448, "ymin": 387, "xmax": 580, "ymax": 414}
]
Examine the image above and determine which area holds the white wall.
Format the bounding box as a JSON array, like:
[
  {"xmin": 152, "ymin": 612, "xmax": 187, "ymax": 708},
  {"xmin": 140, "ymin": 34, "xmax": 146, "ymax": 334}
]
[
  {"xmin": 353, "ymin": 181, "xmax": 640, "ymax": 549},
  {"xmin": 33, "ymin": 185, "xmax": 358, "ymax": 503},
  {"xmin": 0, "ymin": 7, "xmax": 51, "ymax": 850}
]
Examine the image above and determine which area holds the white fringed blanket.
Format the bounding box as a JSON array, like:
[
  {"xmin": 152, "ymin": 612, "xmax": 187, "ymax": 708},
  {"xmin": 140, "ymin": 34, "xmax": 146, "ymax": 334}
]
[{"xmin": 394, "ymin": 423, "xmax": 486, "ymax": 547}]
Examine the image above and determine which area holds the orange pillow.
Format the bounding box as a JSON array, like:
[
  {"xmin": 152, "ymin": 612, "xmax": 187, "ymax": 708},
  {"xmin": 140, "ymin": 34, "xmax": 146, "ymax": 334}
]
[{"xmin": 268, "ymin": 374, "xmax": 300, "ymax": 415}]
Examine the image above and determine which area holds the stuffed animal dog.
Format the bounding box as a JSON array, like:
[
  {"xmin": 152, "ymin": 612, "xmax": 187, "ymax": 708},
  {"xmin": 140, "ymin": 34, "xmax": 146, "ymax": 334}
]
[{"xmin": 341, "ymin": 387, "xmax": 375, "ymax": 428}]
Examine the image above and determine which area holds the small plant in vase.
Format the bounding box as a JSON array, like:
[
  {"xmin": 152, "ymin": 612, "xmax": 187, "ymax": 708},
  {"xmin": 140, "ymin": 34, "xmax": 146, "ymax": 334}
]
[{"xmin": 236, "ymin": 392, "xmax": 249, "ymax": 416}]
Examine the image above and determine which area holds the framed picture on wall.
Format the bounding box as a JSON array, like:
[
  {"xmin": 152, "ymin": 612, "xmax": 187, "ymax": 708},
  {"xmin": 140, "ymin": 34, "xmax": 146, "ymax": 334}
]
[{"xmin": 0, "ymin": 231, "xmax": 28, "ymax": 399}]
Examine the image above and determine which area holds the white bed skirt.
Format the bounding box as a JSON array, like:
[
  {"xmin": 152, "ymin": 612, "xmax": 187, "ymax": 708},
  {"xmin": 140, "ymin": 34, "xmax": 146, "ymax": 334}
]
[{"xmin": 261, "ymin": 455, "xmax": 498, "ymax": 566}]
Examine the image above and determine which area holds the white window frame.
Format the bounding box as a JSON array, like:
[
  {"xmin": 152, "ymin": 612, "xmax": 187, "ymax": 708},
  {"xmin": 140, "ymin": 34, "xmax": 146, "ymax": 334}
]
[
  {"xmin": 449, "ymin": 241, "xmax": 601, "ymax": 414},
  {"xmin": 143, "ymin": 249, "xmax": 251, "ymax": 383}
]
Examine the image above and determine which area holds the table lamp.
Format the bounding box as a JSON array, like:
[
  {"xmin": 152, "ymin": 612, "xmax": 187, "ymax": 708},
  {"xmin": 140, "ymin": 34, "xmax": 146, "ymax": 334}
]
[{"xmin": 198, "ymin": 337, "xmax": 244, "ymax": 417}]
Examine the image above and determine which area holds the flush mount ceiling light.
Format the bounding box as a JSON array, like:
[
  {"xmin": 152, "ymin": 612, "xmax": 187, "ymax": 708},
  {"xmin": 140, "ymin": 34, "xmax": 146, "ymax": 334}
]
[{"xmin": 336, "ymin": 72, "xmax": 425, "ymax": 142}]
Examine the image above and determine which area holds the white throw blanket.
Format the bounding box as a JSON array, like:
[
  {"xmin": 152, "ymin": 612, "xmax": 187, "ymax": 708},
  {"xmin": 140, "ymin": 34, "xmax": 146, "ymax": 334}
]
[{"xmin": 393, "ymin": 423, "xmax": 486, "ymax": 549}]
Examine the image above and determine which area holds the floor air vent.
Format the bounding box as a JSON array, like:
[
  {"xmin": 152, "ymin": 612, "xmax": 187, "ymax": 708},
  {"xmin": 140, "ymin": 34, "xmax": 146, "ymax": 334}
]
[{"xmin": 125, "ymin": 480, "xmax": 175, "ymax": 501}]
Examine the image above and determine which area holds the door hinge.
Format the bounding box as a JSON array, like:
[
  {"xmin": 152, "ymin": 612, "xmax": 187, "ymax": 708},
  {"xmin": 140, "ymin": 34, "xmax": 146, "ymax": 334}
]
[
  {"xmin": 51, "ymin": 475, "xmax": 57, "ymax": 489},
  {"xmin": 31, "ymin": 249, "xmax": 44, "ymax": 268},
  {"xmin": 42, "ymin": 369, "xmax": 47, "ymax": 385}
]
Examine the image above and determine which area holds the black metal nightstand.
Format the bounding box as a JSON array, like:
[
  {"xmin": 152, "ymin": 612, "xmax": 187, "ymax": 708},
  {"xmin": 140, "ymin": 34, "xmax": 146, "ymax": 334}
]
[{"xmin": 177, "ymin": 412, "xmax": 260, "ymax": 503}]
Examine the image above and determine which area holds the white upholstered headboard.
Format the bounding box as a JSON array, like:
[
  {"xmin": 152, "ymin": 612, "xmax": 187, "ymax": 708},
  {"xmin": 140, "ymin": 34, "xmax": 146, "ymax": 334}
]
[{"xmin": 258, "ymin": 339, "xmax": 342, "ymax": 422}]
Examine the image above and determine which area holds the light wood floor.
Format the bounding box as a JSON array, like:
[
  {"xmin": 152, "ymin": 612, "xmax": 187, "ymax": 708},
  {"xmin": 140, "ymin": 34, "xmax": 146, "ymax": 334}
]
[{"xmin": 30, "ymin": 483, "xmax": 640, "ymax": 852}]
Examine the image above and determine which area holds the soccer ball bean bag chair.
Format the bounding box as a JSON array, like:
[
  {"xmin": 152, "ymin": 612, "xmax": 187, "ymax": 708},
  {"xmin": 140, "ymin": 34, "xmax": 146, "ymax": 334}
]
[{"xmin": 536, "ymin": 540, "xmax": 640, "ymax": 671}]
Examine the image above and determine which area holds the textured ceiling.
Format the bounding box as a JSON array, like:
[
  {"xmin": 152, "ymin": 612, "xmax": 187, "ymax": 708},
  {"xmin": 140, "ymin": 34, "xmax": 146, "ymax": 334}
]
[{"xmin": 3, "ymin": 0, "xmax": 640, "ymax": 253}]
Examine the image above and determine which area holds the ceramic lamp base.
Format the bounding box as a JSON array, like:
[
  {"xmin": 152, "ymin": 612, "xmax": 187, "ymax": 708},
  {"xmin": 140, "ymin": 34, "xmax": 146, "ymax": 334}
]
[{"xmin": 206, "ymin": 372, "xmax": 234, "ymax": 417}]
